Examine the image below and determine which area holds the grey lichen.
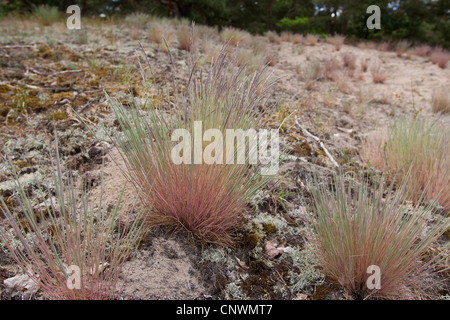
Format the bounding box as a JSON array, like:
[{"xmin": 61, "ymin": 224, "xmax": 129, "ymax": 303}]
[
  {"xmin": 281, "ymin": 245, "xmax": 325, "ymax": 294},
  {"xmin": 200, "ymin": 246, "xmax": 235, "ymax": 270}
]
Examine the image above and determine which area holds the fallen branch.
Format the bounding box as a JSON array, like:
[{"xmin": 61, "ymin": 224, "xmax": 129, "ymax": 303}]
[{"xmin": 295, "ymin": 116, "xmax": 339, "ymax": 168}]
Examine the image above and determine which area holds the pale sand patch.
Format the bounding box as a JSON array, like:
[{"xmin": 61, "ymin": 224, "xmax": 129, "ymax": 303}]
[
  {"xmin": 89, "ymin": 149, "xmax": 206, "ymax": 300},
  {"xmin": 118, "ymin": 237, "xmax": 205, "ymax": 300}
]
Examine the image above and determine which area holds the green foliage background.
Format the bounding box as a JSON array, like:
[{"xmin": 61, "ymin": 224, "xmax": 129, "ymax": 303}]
[{"xmin": 1, "ymin": 0, "xmax": 449, "ymax": 47}]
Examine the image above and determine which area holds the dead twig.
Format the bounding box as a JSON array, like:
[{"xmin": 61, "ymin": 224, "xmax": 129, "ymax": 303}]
[
  {"xmin": 51, "ymin": 69, "xmax": 82, "ymax": 76},
  {"xmin": 294, "ymin": 116, "xmax": 339, "ymax": 168}
]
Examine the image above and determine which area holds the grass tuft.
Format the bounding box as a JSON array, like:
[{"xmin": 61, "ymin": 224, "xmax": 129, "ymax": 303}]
[
  {"xmin": 124, "ymin": 12, "xmax": 150, "ymax": 27},
  {"xmin": 431, "ymin": 86, "xmax": 449, "ymax": 114},
  {"xmin": 34, "ymin": 5, "xmax": 60, "ymax": 26},
  {"xmin": 305, "ymin": 34, "xmax": 319, "ymax": 46},
  {"xmin": 429, "ymin": 48, "xmax": 450, "ymax": 69},
  {"xmin": 395, "ymin": 40, "xmax": 410, "ymax": 57},
  {"xmin": 362, "ymin": 116, "xmax": 450, "ymax": 211},
  {"xmin": 371, "ymin": 63, "xmax": 387, "ymax": 83},
  {"xmin": 221, "ymin": 27, "xmax": 251, "ymax": 46},
  {"xmin": 108, "ymin": 46, "xmax": 279, "ymax": 245},
  {"xmin": 0, "ymin": 145, "xmax": 143, "ymax": 300},
  {"xmin": 308, "ymin": 171, "xmax": 449, "ymax": 299},
  {"xmin": 327, "ymin": 34, "xmax": 345, "ymax": 51}
]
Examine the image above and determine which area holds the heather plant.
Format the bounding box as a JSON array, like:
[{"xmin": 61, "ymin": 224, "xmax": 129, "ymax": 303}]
[
  {"xmin": 362, "ymin": 116, "xmax": 450, "ymax": 211},
  {"xmin": 0, "ymin": 145, "xmax": 143, "ymax": 300},
  {"xmin": 107, "ymin": 46, "xmax": 279, "ymax": 245},
  {"xmin": 308, "ymin": 171, "xmax": 449, "ymax": 299}
]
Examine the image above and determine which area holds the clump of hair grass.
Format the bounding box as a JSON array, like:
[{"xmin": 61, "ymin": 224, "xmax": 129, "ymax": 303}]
[
  {"xmin": 306, "ymin": 34, "xmax": 319, "ymax": 46},
  {"xmin": 301, "ymin": 59, "xmax": 322, "ymax": 90},
  {"xmin": 431, "ymin": 86, "xmax": 449, "ymax": 114},
  {"xmin": 308, "ymin": 171, "xmax": 449, "ymax": 299},
  {"xmin": 34, "ymin": 5, "xmax": 60, "ymax": 26},
  {"xmin": 395, "ymin": 40, "xmax": 410, "ymax": 57},
  {"xmin": 221, "ymin": 27, "xmax": 251, "ymax": 46},
  {"xmin": 327, "ymin": 34, "xmax": 345, "ymax": 51},
  {"xmin": 342, "ymin": 52, "xmax": 357, "ymax": 70},
  {"xmin": 177, "ymin": 25, "xmax": 194, "ymax": 51},
  {"xmin": 0, "ymin": 145, "xmax": 143, "ymax": 300},
  {"xmin": 265, "ymin": 31, "xmax": 282, "ymax": 44},
  {"xmin": 362, "ymin": 116, "xmax": 450, "ymax": 211},
  {"xmin": 124, "ymin": 12, "xmax": 150, "ymax": 27},
  {"xmin": 108, "ymin": 45, "xmax": 279, "ymax": 246},
  {"xmin": 414, "ymin": 44, "xmax": 431, "ymax": 57},
  {"xmin": 429, "ymin": 48, "xmax": 450, "ymax": 69},
  {"xmin": 371, "ymin": 63, "xmax": 387, "ymax": 83}
]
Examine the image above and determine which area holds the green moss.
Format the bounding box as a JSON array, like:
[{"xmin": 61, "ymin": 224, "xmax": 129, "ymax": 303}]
[
  {"xmin": 0, "ymin": 106, "xmax": 10, "ymax": 118},
  {"xmin": 312, "ymin": 285, "xmax": 332, "ymax": 300},
  {"xmin": 294, "ymin": 140, "xmax": 312, "ymax": 156},
  {"xmin": 0, "ymin": 84, "xmax": 10, "ymax": 94},
  {"xmin": 249, "ymin": 259, "xmax": 270, "ymax": 273},
  {"xmin": 12, "ymin": 160, "xmax": 29, "ymax": 169},
  {"xmin": 241, "ymin": 231, "xmax": 259, "ymax": 249},
  {"xmin": 262, "ymin": 223, "xmax": 277, "ymax": 236},
  {"xmin": 48, "ymin": 111, "xmax": 68, "ymax": 121},
  {"xmin": 242, "ymin": 274, "xmax": 276, "ymax": 298}
]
